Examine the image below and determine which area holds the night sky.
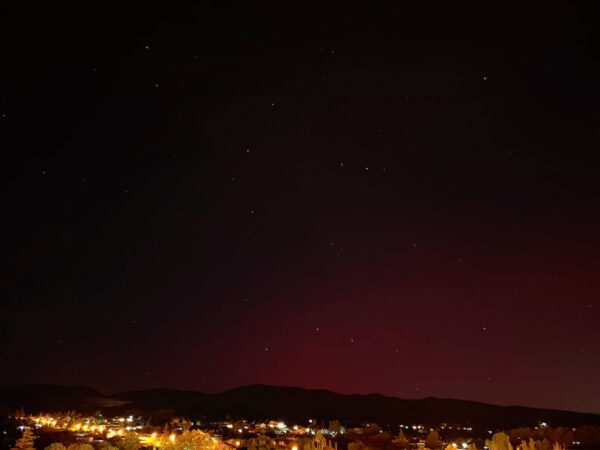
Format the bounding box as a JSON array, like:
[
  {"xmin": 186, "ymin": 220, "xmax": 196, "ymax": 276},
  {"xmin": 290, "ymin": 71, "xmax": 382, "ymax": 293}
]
[{"xmin": 2, "ymin": 2, "xmax": 600, "ymax": 414}]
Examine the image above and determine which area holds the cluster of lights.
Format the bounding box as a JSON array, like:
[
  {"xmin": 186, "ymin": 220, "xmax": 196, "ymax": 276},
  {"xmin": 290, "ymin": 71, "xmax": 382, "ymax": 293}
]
[
  {"xmin": 22, "ymin": 413, "xmax": 149, "ymax": 441},
  {"xmin": 399, "ymin": 424, "xmax": 427, "ymax": 431},
  {"xmin": 19, "ymin": 412, "xmax": 495, "ymax": 450},
  {"xmin": 106, "ymin": 429, "xmax": 126, "ymax": 439},
  {"xmin": 439, "ymin": 425, "xmax": 473, "ymax": 432},
  {"xmin": 19, "ymin": 413, "xmax": 234, "ymax": 450}
]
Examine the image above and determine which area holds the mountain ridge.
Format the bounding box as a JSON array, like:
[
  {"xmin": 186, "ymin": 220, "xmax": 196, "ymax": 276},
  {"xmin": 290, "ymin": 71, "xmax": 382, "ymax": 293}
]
[{"xmin": 2, "ymin": 384, "xmax": 600, "ymax": 429}]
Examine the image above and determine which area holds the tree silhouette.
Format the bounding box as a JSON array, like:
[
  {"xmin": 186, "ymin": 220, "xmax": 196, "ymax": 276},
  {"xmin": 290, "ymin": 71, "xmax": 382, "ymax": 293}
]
[
  {"xmin": 98, "ymin": 444, "xmax": 119, "ymax": 450},
  {"xmin": 67, "ymin": 444, "xmax": 94, "ymax": 450},
  {"xmin": 162, "ymin": 430, "xmax": 217, "ymax": 450},
  {"xmin": 45, "ymin": 444, "xmax": 66, "ymax": 450},
  {"xmin": 486, "ymin": 432, "xmax": 513, "ymax": 450},
  {"xmin": 118, "ymin": 433, "xmax": 140, "ymax": 450},
  {"xmin": 13, "ymin": 429, "xmax": 36, "ymax": 450},
  {"xmin": 426, "ymin": 431, "xmax": 440, "ymax": 449},
  {"xmin": 396, "ymin": 430, "xmax": 409, "ymax": 449},
  {"xmin": 329, "ymin": 421, "xmax": 342, "ymax": 435}
]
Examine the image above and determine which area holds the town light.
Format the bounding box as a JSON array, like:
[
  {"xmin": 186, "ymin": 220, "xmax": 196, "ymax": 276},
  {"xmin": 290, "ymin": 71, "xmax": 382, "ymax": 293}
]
[{"xmin": 170, "ymin": 434, "xmax": 176, "ymax": 443}]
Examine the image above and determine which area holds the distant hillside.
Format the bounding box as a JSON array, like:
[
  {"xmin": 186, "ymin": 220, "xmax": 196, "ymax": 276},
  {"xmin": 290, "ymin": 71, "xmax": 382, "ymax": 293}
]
[
  {"xmin": 3, "ymin": 384, "xmax": 600, "ymax": 429},
  {"xmin": 115, "ymin": 384, "xmax": 600, "ymax": 428},
  {"xmin": 0, "ymin": 385, "xmax": 129, "ymax": 412}
]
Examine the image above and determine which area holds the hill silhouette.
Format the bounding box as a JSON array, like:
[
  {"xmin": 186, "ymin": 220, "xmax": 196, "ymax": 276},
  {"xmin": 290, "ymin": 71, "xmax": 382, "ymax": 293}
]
[
  {"xmin": 0, "ymin": 385, "xmax": 128, "ymax": 412},
  {"xmin": 2, "ymin": 384, "xmax": 600, "ymax": 429}
]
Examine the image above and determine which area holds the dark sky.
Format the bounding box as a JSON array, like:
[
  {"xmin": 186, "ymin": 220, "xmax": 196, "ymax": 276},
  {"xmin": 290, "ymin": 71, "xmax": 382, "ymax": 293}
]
[{"xmin": 2, "ymin": 2, "xmax": 600, "ymax": 413}]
